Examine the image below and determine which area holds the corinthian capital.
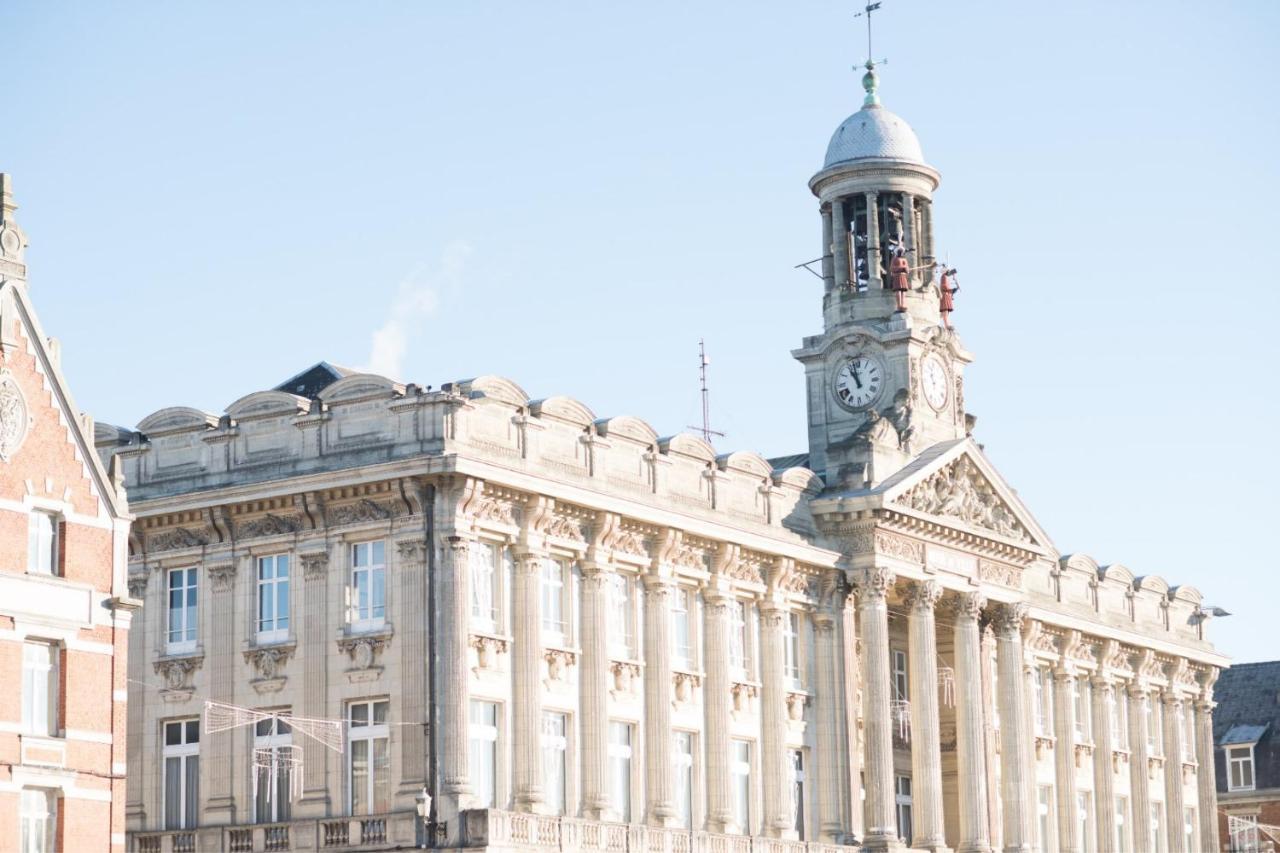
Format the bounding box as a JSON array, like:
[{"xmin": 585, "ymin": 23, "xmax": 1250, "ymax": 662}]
[
  {"xmin": 856, "ymin": 566, "xmax": 895, "ymax": 600},
  {"xmin": 991, "ymin": 601, "xmax": 1030, "ymax": 636},
  {"xmin": 948, "ymin": 591, "xmax": 987, "ymax": 621},
  {"xmin": 904, "ymin": 580, "xmax": 943, "ymax": 612}
]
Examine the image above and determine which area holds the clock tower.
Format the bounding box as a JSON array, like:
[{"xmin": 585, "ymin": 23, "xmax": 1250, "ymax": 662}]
[{"xmin": 793, "ymin": 64, "xmax": 973, "ymax": 487}]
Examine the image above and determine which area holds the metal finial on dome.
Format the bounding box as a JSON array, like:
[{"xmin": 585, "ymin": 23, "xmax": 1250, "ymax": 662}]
[{"xmin": 862, "ymin": 61, "xmax": 881, "ymax": 107}]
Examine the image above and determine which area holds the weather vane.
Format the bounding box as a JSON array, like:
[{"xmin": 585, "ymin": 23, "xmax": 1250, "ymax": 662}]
[{"xmin": 853, "ymin": 2, "xmax": 888, "ymax": 70}]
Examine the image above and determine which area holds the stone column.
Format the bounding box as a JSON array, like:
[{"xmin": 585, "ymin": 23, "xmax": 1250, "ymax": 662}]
[
  {"xmin": 993, "ymin": 604, "xmax": 1034, "ymax": 853},
  {"xmin": 643, "ymin": 575, "xmax": 676, "ymax": 825},
  {"xmin": 842, "ymin": 582, "xmax": 865, "ymax": 840},
  {"xmin": 813, "ymin": 579, "xmax": 844, "ymax": 841},
  {"xmin": 760, "ymin": 597, "xmax": 791, "ymax": 836},
  {"xmin": 297, "ymin": 550, "xmax": 331, "ymax": 816},
  {"xmin": 905, "ymin": 582, "xmax": 947, "ymax": 852},
  {"xmin": 1126, "ymin": 683, "xmax": 1152, "ymax": 852},
  {"xmin": 125, "ymin": 573, "xmax": 149, "ymax": 829},
  {"xmin": 703, "ymin": 584, "xmax": 734, "ymax": 832},
  {"xmin": 902, "ymin": 194, "xmax": 918, "ymax": 284},
  {"xmin": 1052, "ymin": 668, "xmax": 1079, "ymax": 853},
  {"xmin": 203, "ymin": 560, "xmax": 239, "ymax": 824},
  {"xmin": 439, "ymin": 537, "xmax": 473, "ymax": 811},
  {"xmin": 951, "ymin": 592, "xmax": 992, "ymax": 853},
  {"xmin": 1194, "ymin": 692, "xmax": 1220, "ymax": 853},
  {"xmin": 865, "ymin": 192, "xmax": 881, "ymax": 289},
  {"xmin": 511, "ymin": 551, "xmax": 545, "ymax": 811},
  {"xmin": 858, "ymin": 567, "xmax": 902, "ymax": 851},
  {"xmin": 1161, "ymin": 691, "xmax": 1187, "ymax": 853},
  {"xmin": 980, "ymin": 626, "xmax": 1001, "ymax": 850},
  {"xmin": 821, "ymin": 204, "xmax": 835, "ymax": 294},
  {"xmin": 579, "ymin": 562, "xmax": 611, "ymax": 819},
  {"xmin": 1090, "ymin": 676, "xmax": 1117, "ymax": 853},
  {"xmin": 832, "ymin": 199, "xmax": 849, "ymax": 291},
  {"xmin": 395, "ymin": 538, "xmax": 429, "ymax": 808}
]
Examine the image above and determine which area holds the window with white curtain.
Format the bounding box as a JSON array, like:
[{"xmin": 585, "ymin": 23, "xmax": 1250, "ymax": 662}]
[
  {"xmin": 469, "ymin": 701, "xmax": 499, "ymax": 808},
  {"xmin": 163, "ymin": 719, "xmax": 200, "ymax": 830},
  {"xmin": 783, "ymin": 613, "xmax": 802, "ymax": 688},
  {"xmin": 19, "ymin": 788, "xmax": 56, "ymax": 853},
  {"xmin": 27, "ymin": 512, "xmax": 59, "ymax": 576},
  {"xmin": 608, "ymin": 721, "xmax": 633, "ymax": 822},
  {"xmin": 256, "ymin": 554, "xmax": 290, "ymax": 642},
  {"xmin": 349, "ymin": 541, "xmax": 386, "ymax": 629},
  {"xmin": 1074, "ymin": 679, "xmax": 1092, "ymax": 742},
  {"xmin": 607, "ymin": 573, "xmax": 635, "ymax": 658},
  {"xmin": 891, "ymin": 650, "xmax": 909, "ymax": 702},
  {"xmin": 674, "ymin": 731, "xmax": 694, "ymax": 829},
  {"xmin": 1037, "ymin": 785, "xmax": 1055, "ymax": 850},
  {"xmin": 1182, "ymin": 807, "xmax": 1196, "ymax": 852},
  {"xmin": 254, "ymin": 715, "xmax": 293, "ymax": 824},
  {"xmin": 731, "ymin": 740, "xmax": 752, "ymax": 834},
  {"xmin": 729, "ymin": 601, "xmax": 750, "ymax": 678},
  {"xmin": 1114, "ymin": 796, "xmax": 1130, "ymax": 853},
  {"xmin": 22, "ymin": 642, "xmax": 57, "ymax": 737},
  {"xmin": 542, "ymin": 712, "xmax": 569, "ymax": 815},
  {"xmin": 1112, "ymin": 689, "xmax": 1129, "ymax": 749},
  {"xmin": 1033, "ymin": 669, "xmax": 1053, "ymax": 736},
  {"xmin": 470, "ymin": 542, "xmax": 498, "ymax": 632},
  {"xmin": 1230, "ymin": 814, "xmax": 1260, "ymax": 853},
  {"xmin": 541, "ymin": 561, "xmax": 567, "ymax": 642},
  {"xmin": 1146, "ymin": 698, "xmax": 1162, "ymax": 756},
  {"xmin": 672, "ymin": 588, "xmax": 694, "ymax": 669},
  {"xmin": 1182, "ymin": 706, "xmax": 1196, "ymax": 761},
  {"xmin": 167, "ymin": 567, "xmax": 198, "ymax": 652},
  {"xmin": 1149, "ymin": 802, "xmax": 1164, "ymax": 852},
  {"xmin": 348, "ymin": 699, "xmax": 390, "ymax": 815},
  {"xmin": 791, "ymin": 750, "xmax": 806, "ymax": 840},
  {"xmin": 1076, "ymin": 791, "xmax": 1094, "ymax": 853}
]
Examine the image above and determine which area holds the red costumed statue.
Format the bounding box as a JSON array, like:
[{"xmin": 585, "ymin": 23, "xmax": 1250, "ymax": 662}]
[
  {"xmin": 939, "ymin": 267, "xmax": 959, "ymax": 328},
  {"xmin": 889, "ymin": 248, "xmax": 910, "ymax": 312}
]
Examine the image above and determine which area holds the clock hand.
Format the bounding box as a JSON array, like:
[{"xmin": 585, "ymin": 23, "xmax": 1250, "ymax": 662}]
[{"xmin": 851, "ymin": 364, "xmax": 863, "ymax": 389}]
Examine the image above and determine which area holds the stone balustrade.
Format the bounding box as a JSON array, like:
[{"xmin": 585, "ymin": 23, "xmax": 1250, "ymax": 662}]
[{"xmin": 130, "ymin": 811, "xmax": 415, "ymax": 852}]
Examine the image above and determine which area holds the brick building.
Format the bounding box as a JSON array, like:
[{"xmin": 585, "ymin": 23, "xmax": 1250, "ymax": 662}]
[
  {"xmin": 1216, "ymin": 660, "xmax": 1280, "ymax": 852},
  {"xmin": 0, "ymin": 175, "xmax": 135, "ymax": 851}
]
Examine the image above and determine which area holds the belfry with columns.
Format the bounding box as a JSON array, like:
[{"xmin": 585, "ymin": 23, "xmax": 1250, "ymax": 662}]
[{"xmin": 93, "ymin": 38, "xmax": 1225, "ymax": 853}]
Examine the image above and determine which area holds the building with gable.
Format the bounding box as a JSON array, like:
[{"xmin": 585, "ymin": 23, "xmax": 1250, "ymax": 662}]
[
  {"xmin": 97, "ymin": 58, "xmax": 1227, "ymax": 853},
  {"xmin": 0, "ymin": 174, "xmax": 136, "ymax": 852},
  {"xmin": 1214, "ymin": 660, "xmax": 1280, "ymax": 852}
]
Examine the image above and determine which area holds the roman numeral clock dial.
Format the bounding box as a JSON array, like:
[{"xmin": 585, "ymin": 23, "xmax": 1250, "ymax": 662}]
[{"xmin": 834, "ymin": 356, "xmax": 883, "ymax": 410}]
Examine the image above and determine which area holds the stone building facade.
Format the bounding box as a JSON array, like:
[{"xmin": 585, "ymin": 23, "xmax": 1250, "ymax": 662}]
[
  {"xmin": 100, "ymin": 64, "xmax": 1227, "ymax": 853},
  {"xmin": 0, "ymin": 175, "xmax": 136, "ymax": 852}
]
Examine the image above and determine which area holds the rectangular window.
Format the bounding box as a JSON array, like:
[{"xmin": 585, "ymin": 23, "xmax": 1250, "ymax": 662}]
[
  {"xmin": 541, "ymin": 560, "xmax": 567, "ymax": 640},
  {"xmin": 167, "ymin": 567, "xmax": 198, "ymax": 651},
  {"xmin": 254, "ymin": 715, "xmax": 293, "ymax": 824},
  {"xmin": 791, "ymin": 750, "xmax": 806, "ymax": 840},
  {"xmin": 1037, "ymin": 785, "xmax": 1055, "ymax": 850},
  {"xmin": 1033, "ymin": 669, "xmax": 1053, "ymax": 736},
  {"xmin": 1182, "ymin": 706, "xmax": 1196, "ymax": 762},
  {"xmin": 1146, "ymin": 697, "xmax": 1162, "ymax": 756},
  {"xmin": 163, "ymin": 719, "xmax": 200, "ymax": 830},
  {"xmin": 730, "ymin": 739, "xmax": 751, "ymax": 834},
  {"xmin": 27, "ymin": 512, "xmax": 59, "ymax": 576},
  {"xmin": 349, "ymin": 542, "xmax": 386, "ymax": 628},
  {"xmin": 891, "ymin": 649, "xmax": 909, "ymax": 702},
  {"xmin": 469, "ymin": 701, "xmax": 499, "ymax": 809},
  {"xmin": 256, "ymin": 555, "xmax": 290, "ymax": 641},
  {"xmin": 348, "ymin": 699, "xmax": 390, "ymax": 815},
  {"xmin": 672, "ymin": 588, "xmax": 693, "ymax": 669},
  {"xmin": 895, "ymin": 775, "xmax": 912, "ymax": 846},
  {"xmin": 541, "ymin": 711, "xmax": 568, "ymax": 815},
  {"xmin": 1076, "ymin": 791, "xmax": 1094, "ymax": 853},
  {"xmin": 1113, "ymin": 689, "xmax": 1129, "ymax": 750},
  {"xmin": 1114, "ymin": 796, "xmax": 1129, "ymax": 853},
  {"xmin": 1230, "ymin": 815, "xmax": 1260, "ymax": 853},
  {"xmin": 674, "ymin": 731, "xmax": 694, "ymax": 829},
  {"xmin": 1074, "ymin": 679, "xmax": 1092, "ymax": 742},
  {"xmin": 608, "ymin": 721, "xmax": 633, "ymax": 822},
  {"xmin": 1228, "ymin": 745, "xmax": 1256, "ymax": 791},
  {"xmin": 19, "ymin": 789, "xmax": 56, "ymax": 853},
  {"xmin": 1149, "ymin": 802, "xmax": 1164, "ymax": 853},
  {"xmin": 729, "ymin": 601, "xmax": 750, "ymax": 677},
  {"xmin": 470, "ymin": 542, "xmax": 498, "ymax": 632},
  {"xmin": 607, "ymin": 573, "xmax": 636, "ymax": 658},
  {"xmin": 21, "ymin": 642, "xmax": 57, "ymax": 737},
  {"xmin": 783, "ymin": 613, "xmax": 802, "ymax": 688},
  {"xmin": 1183, "ymin": 807, "xmax": 1196, "ymax": 852}
]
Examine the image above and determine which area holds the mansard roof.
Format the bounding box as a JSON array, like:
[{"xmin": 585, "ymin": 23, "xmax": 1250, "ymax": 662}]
[{"xmin": 273, "ymin": 361, "xmax": 355, "ymax": 398}]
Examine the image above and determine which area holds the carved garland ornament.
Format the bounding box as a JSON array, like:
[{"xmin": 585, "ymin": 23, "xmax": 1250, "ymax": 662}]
[
  {"xmin": 148, "ymin": 527, "xmax": 210, "ymax": 553},
  {"xmin": 236, "ymin": 513, "xmax": 302, "ymax": 539},
  {"xmin": 0, "ymin": 370, "xmax": 29, "ymax": 461},
  {"xmin": 897, "ymin": 457, "xmax": 1030, "ymax": 543}
]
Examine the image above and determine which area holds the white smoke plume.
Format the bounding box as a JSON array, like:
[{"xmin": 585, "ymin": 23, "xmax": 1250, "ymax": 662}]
[{"xmin": 365, "ymin": 241, "xmax": 472, "ymax": 380}]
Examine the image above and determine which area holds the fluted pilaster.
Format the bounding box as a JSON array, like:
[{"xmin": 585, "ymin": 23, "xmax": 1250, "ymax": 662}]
[
  {"xmin": 906, "ymin": 581, "xmax": 947, "ymax": 852},
  {"xmin": 993, "ymin": 604, "xmax": 1034, "ymax": 853},
  {"xmin": 760, "ymin": 597, "xmax": 791, "ymax": 836},
  {"xmin": 1194, "ymin": 695, "xmax": 1220, "ymax": 853},
  {"xmin": 1161, "ymin": 691, "xmax": 1187, "ymax": 853},
  {"xmin": 1052, "ymin": 668, "xmax": 1078, "ymax": 853},
  {"xmin": 297, "ymin": 549, "xmax": 331, "ymax": 816},
  {"xmin": 703, "ymin": 584, "xmax": 734, "ymax": 832},
  {"xmin": 951, "ymin": 592, "xmax": 991, "ymax": 853},
  {"xmin": 1090, "ymin": 676, "xmax": 1117, "ymax": 853},
  {"xmin": 865, "ymin": 191, "xmax": 881, "ymax": 288},
  {"xmin": 821, "ymin": 204, "xmax": 835, "ymax": 294},
  {"xmin": 580, "ymin": 563, "xmax": 611, "ymax": 819},
  {"xmin": 858, "ymin": 567, "xmax": 903, "ymax": 852},
  {"xmin": 396, "ymin": 538, "xmax": 429, "ymax": 807},
  {"xmin": 814, "ymin": 574, "xmax": 845, "ymax": 841},
  {"xmin": 439, "ymin": 538, "xmax": 473, "ymax": 805},
  {"xmin": 643, "ymin": 575, "xmax": 676, "ymax": 825},
  {"xmin": 203, "ymin": 559, "xmax": 239, "ymax": 824},
  {"xmin": 511, "ymin": 552, "xmax": 544, "ymax": 810},
  {"xmin": 832, "ymin": 198, "xmax": 849, "ymax": 291},
  {"xmin": 1126, "ymin": 683, "xmax": 1152, "ymax": 852}
]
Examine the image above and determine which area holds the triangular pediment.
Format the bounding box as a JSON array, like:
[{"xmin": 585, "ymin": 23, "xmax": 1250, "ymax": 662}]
[{"xmin": 876, "ymin": 439, "xmax": 1056, "ymax": 553}]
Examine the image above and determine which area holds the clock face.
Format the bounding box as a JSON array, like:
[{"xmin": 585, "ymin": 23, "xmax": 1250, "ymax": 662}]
[
  {"xmin": 921, "ymin": 354, "xmax": 949, "ymax": 410},
  {"xmin": 834, "ymin": 356, "xmax": 883, "ymax": 410}
]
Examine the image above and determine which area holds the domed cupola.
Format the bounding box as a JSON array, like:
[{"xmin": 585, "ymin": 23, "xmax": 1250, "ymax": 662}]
[{"xmin": 823, "ymin": 65, "xmax": 926, "ymax": 168}]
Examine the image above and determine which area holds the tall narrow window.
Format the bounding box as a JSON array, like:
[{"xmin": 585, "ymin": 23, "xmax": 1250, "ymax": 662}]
[
  {"xmin": 1076, "ymin": 791, "xmax": 1094, "ymax": 853},
  {"xmin": 791, "ymin": 750, "xmax": 806, "ymax": 840},
  {"xmin": 895, "ymin": 775, "xmax": 913, "ymax": 845},
  {"xmin": 730, "ymin": 740, "xmax": 752, "ymax": 834},
  {"xmin": 891, "ymin": 650, "xmax": 909, "ymax": 702},
  {"xmin": 1182, "ymin": 807, "xmax": 1196, "ymax": 852},
  {"xmin": 542, "ymin": 711, "xmax": 568, "ymax": 815},
  {"xmin": 608, "ymin": 721, "xmax": 633, "ymax": 822},
  {"xmin": 1074, "ymin": 679, "xmax": 1092, "ymax": 742},
  {"xmin": 163, "ymin": 719, "xmax": 200, "ymax": 830},
  {"xmin": 1037, "ymin": 786, "xmax": 1055, "ymax": 850},
  {"xmin": 1230, "ymin": 815, "xmax": 1260, "ymax": 853},
  {"xmin": 672, "ymin": 588, "xmax": 693, "ymax": 669},
  {"xmin": 470, "ymin": 542, "xmax": 498, "ymax": 632},
  {"xmin": 1146, "ymin": 698, "xmax": 1162, "ymax": 755},
  {"xmin": 607, "ymin": 574, "xmax": 635, "ymax": 658},
  {"xmin": 22, "ymin": 642, "xmax": 57, "ymax": 737},
  {"xmin": 1033, "ymin": 668, "xmax": 1053, "ymax": 736},
  {"xmin": 167, "ymin": 567, "xmax": 198, "ymax": 652},
  {"xmin": 1182, "ymin": 706, "xmax": 1196, "ymax": 762},
  {"xmin": 1148, "ymin": 802, "xmax": 1164, "ymax": 853},
  {"xmin": 348, "ymin": 700, "xmax": 390, "ymax": 815},
  {"xmin": 1112, "ymin": 689, "xmax": 1129, "ymax": 749},
  {"xmin": 19, "ymin": 789, "xmax": 56, "ymax": 853},
  {"xmin": 729, "ymin": 601, "xmax": 750, "ymax": 677},
  {"xmin": 254, "ymin": 715, "xmax": 293, "ymax": 824},
  {"xmin": 784, "ymin": 613, "xmax": 802, "ymax": 687},
  {"xmin": 469, "ymin": 701, "xmax": 499, "ymax": 808},
  {"xmin": 674, "ymin": 732, "xmax": 694, "ymax": 829},
  {"xmin": 541, "ymin": 561, "xmax": 567, "ymax": 641},
  {"xmin": 1228, "ymin": 746, "xmax": 1256, "ymax": 791},
  {"xmin": 256, "ymin": 555, "xmax": 290, "ymax": 642},
  {"xmin": 349, "ymin": 542, "xmax": 386, "ymax": 629},
  {"xmin": 27, "ymin": 512, "xmax": 59, "ymax": 576},
  {"xmin": 1114, "ymin": 796, "xmax": 1129, "ymax": 853}
]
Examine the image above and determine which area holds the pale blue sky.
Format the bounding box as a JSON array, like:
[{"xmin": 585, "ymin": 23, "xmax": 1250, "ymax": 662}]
[{"xmin": 4, "ymin": 2, "xmax": 1277, "ymax": 662}]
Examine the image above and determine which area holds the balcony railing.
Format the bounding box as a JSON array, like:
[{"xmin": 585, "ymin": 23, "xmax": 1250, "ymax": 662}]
[{"xmin": 129, "ymin": 812, "xmax": 415, "ymax": 852}]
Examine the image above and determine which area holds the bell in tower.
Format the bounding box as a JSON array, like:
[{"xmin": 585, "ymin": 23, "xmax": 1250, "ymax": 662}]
[{"xmin": 793, "ymin": 63, "xmax": 974, "ymax": 488}]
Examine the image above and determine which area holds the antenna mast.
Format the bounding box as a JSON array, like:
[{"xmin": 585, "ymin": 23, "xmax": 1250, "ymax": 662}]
[{"xmin": 687, "ymin": 339, "xmax": 725, "ymax": 444}]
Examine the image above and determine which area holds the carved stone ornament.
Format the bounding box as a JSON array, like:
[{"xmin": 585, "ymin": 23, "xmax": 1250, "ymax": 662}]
[
  {"xmin": 326, "ymin": 499, "xmax": 394, "ymax": 527},
  {"xmin": 395, "ymin": 538, "xmax": 427, "ymax": 564},
  {"xmin": 786, "ymin": 691, "xmax": 809, "ymax": 722},
  {"xmin": 207, "ymin": 563, "xmax": 236, "ymax": 593},
  {"xmin": 905, "ymin": 580, "xmax": 943, "ymax": 612},
  {"xmin": 245, "ymin": 645, "xmax": 292, "ymax": 680},
  {"xmin": 337, "ymin": 632, "xmax": 391, "ymax": 682},
  {"xmin": 544, "ymin": 514, "xmax": 586, "ymax": 543},
  {"xmin": 979, "ymin": 559, "xmax": 1023, "ymax": 589},
  {"xmin": 543, "ymin": 648, "xmax": 577, "ymax": 681},
  {"xmin": 857, "ymin": 566, "xmax": 896, "ymax": 600},
  {"xmin": 300, "ymin": 551, "xmax": 329, "ymax": 580},
  {"xmin": 0, "ymin": 370, "xmax": 29, "ymax": 461},
  {"xmin": 896, "ymin": 456, "xmax": 1030, "ymax": 543},
  {"xmin": 672, "ymin": 671, "xmax": 702, "ymax": 704},
  {"xmin": 991, "ymin": 601, "xmax": 1029, "ymax": 636},
  {"xmin": 127, "ymin": 573, "xmax": 149, "ymax": 600},
  {"xmin": 949, "ymin": 591, "xmax": 987, "ymax": 620},
  {"xmin": 470, "ymin": 494, "xmax": 518, "ymax": 527},
  {"xmin": 148, "ymin": 527, "xmax": 210, "ymax": 553},
  {"xmin": 610, "ymin": 660, "xmax": 641, "ymax": 695},
  {"xmin": 236, "ymin": 514, "xmax": 302, "ymax": 539},
  {"xmin": 731, "ymin": 681, "xmax": 758, "ymax": 714},
  {"xmin": 154, "ymin": 655, "xmax": 202, "ymax": 700},
  {"xmin": 611, "ymin": 529, "xmax": 649, "ymax": 559},
  {"xmin": 470, "ymin": 634, "xmax": 508, "ymax": 670}
]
